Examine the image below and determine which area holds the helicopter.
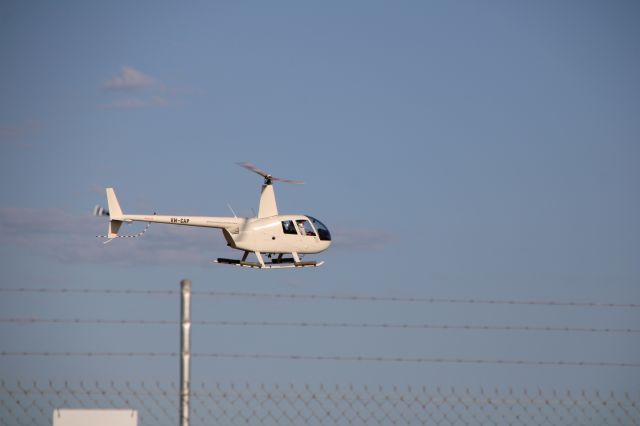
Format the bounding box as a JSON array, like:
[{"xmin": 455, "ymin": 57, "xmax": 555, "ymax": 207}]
[{"xmin": 94, "ymin": 163, "xmax": 331, "ymax": 269}]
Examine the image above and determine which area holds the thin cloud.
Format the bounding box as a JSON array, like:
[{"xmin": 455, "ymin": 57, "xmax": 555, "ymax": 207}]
[
  {"xmin": 151, "ymin": 96, "xmax": 168, "ymax": 107},
  {"xmin": 100, "ymin": 66, "xmax": 170, "ymax": 109},
  {"xmin": 0, "ymin": 121, "xmax": 38, "ymax": 146},
  {"xmin": 103, "ymin": 66, "xmax": 158, "ymax": 91},
  {"xmin": 101, "ymin": 96, "xmax": 168, "ymax": 109},
  {"xmin": 331, "ymin": 227, "xmax": 396, "ymax": 251},
  {"xmin": 101, "ymin": 98, "xmax": 147, "ymax": 109}
]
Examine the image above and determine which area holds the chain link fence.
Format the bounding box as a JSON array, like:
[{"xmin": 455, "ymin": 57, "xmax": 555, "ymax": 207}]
[{"xmin": 1, "ymin": 381, "xmax": 638, "ymax": 425}]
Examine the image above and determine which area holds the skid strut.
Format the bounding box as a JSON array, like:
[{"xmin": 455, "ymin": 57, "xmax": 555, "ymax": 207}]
[{"xmin": 215, "ymin": 252, "xmax": 323, "ymax": 269}]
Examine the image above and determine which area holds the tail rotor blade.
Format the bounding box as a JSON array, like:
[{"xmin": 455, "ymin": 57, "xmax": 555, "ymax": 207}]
[{"xmin": 93, "ymin": 205, "xmax": 110, "ymax": 217}]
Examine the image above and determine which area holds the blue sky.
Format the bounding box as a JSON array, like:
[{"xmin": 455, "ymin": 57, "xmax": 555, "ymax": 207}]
[{"xmin": 1, "ymin": 1, "xmax": 639, "ymax": 389}]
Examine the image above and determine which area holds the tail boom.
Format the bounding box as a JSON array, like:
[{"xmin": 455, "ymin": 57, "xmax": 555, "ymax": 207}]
[{"xmin": 101, "ymin": 188, "xmax": 240, "ymax": 242}]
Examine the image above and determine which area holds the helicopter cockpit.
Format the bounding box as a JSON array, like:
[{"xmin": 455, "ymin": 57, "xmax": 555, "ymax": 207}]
[
  {"xmin": 307, "ymin": 216, "xmax": 331, "ymax": 241},
  {"xmin": 281, "ymin": 216, "xmax": 331, "ymax": 241}
]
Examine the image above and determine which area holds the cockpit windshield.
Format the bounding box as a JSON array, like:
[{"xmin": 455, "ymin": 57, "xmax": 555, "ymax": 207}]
[{"xmin": 307, "ymin": 216, "xmax": 331, "ymax": 241}]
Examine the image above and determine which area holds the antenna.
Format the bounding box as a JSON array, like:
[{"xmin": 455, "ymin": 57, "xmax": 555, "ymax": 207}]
[{"xmin": 227, "ymin": 203, "xmax": 238, "ymax": 218}]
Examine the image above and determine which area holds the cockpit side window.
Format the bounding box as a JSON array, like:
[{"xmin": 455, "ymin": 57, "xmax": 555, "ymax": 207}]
[
  {"xmin": 296, "ymin": 219, "xmax": 316, "ymax": 237},
  {"xmin": 307, "ymin": 216, "xmax": 331, "ymax": 241},
  {"xmin": 282, "ymin": 220, "xmax": 297, "ymax": 235}
]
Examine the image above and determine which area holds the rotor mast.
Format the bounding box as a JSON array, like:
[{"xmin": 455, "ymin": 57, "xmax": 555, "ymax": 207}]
[
  {"xmin": 258, "ymin": 179, "xmax": 278, "ymax": 218},
  {"xmin": 237, "ymin": 162, "xmax": 303, "ymax": 219}
]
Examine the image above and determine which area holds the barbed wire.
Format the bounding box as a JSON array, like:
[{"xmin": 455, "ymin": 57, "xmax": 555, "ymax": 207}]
[
  {"xmin": 2, "ymin": 351, "xmax": 639, "ymax": 368},
  {"xmin": 0, "ymin": 287, "xmax": 174, "ymax": 296},
  {"xmin": 2, "ymin": 381, "xmax": 638, "ymax": 426},
  {"xmin": 2, "ymin": 317, "xmax": 639, "ymax": 335},
  {"xmin": 1, "ymin": 287, "xmax": 639, "ymax": 309}
]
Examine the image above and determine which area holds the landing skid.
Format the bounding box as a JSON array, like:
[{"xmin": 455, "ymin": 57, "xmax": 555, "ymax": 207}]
[{"xmin": 214, "ymin": 255, "xmax": 324, "ymax": 269}]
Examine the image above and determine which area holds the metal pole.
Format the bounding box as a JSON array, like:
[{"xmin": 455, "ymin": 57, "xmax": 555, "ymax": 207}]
[{"xmin": 179, "ymin": 279, "xmax": 191, "ymax": 426}]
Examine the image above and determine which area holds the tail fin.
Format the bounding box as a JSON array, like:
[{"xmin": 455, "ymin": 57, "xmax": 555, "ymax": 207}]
[
  {"xmin": 105, "ymin": 188, "xmax": 124, "ymax": 239},
  {"xmin": 106, "ymin": 188, "xmax": 124, "ymax": 219}
]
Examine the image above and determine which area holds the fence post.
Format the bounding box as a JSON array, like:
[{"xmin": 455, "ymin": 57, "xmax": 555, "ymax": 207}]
[{"xmin": 180, "ymin": 279, "xmax": 191, "ymax": 426}]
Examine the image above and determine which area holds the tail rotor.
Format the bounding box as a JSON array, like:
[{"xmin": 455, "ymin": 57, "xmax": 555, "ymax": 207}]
[
  {"xmin": 94, "ymin": 188, "xmax": 150, "ymax": 243},
  {"xmin": 93, "ymin": 205, "xmax": 109, "ymax": 217}
]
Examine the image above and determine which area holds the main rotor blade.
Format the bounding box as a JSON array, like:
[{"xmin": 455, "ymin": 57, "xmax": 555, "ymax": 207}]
[
  {"xmin": 270, "ymin": 176, "xmax": 304, "ymax": 185},
  {"xmin": 237, "ymin": 162, "xmax": 304, "ymax": 184},
  {"xmin": 237, "ymin": 162, "xmax": 270, "ymax": 179}
]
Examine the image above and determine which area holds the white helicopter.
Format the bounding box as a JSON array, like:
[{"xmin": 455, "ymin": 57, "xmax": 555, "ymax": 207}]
[{"xmin": 94, "ymin": 163, "xmax": 332, "ymax": 269}]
